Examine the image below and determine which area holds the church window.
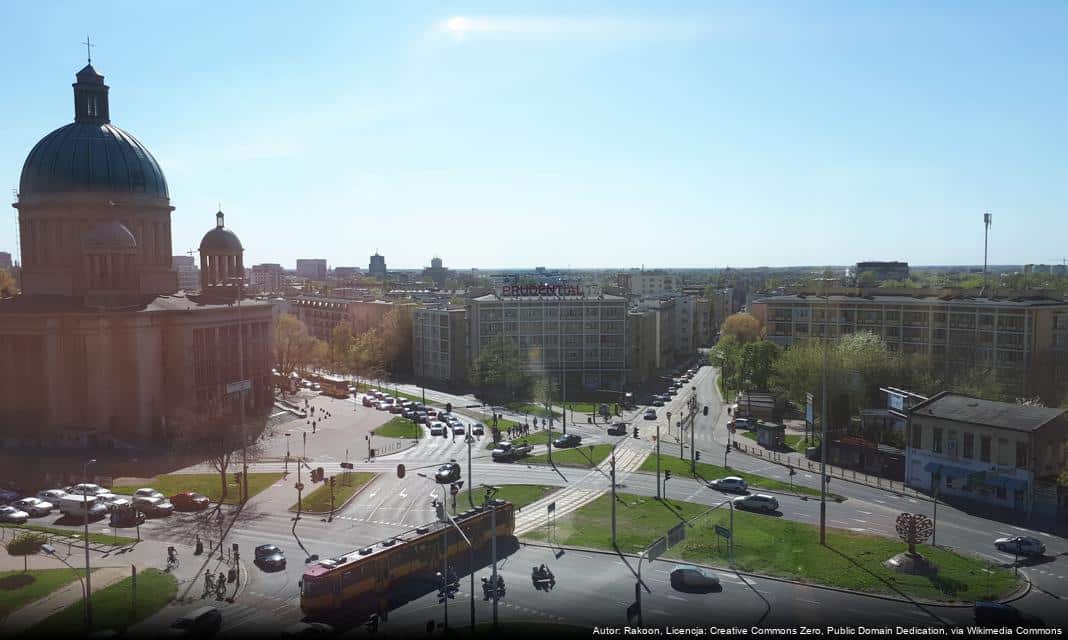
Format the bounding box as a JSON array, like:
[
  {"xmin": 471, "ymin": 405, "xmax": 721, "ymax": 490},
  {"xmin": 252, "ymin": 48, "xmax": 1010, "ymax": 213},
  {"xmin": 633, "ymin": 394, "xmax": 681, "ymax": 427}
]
[{"xmin": 87, "ymin": 95, "xmax": 98, "ymax": 117}]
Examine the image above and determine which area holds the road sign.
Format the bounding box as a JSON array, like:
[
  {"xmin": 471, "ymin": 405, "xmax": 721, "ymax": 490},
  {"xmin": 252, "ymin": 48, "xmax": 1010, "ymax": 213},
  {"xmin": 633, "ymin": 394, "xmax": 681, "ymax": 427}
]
[
  {"xmin": 667, "ymin": 522, "xmax": 686, "ymax": 548},
  {"xmin": 805, "ymin": 392, "xmax": 814, "ymax": 425},
  {"xmin": 226, "ymin": 379, "xmax": 251, "ymax": 395},
  {"xmin": 714, "ymin": 525, "xmax": 731, "ymax": 539},
  {"xmin": 646, "ymin": 536, "xmax": 667, "ymax": 561},
  {"xmin": 547, "ymin": 501, "xmax": 556, "ymax": 513},
  {"xmin": 340, "ymin": 462, "xmax": 354, "ymax": 470},
  {"xmin": 295, "ymin": 482, "xmax": 304, "ymax": 491}
]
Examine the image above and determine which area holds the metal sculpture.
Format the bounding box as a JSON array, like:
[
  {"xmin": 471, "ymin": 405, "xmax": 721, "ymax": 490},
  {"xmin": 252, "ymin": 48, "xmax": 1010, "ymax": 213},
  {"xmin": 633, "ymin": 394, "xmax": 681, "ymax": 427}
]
[{"xmin": 895, "ymin": 512, "xmax": 934, "ymax": 554}]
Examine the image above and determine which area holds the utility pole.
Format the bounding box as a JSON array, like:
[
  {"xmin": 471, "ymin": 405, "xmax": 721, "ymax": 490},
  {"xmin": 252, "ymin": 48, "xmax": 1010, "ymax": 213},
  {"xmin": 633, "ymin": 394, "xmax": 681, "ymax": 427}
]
[
  {"xmin": 983, "ymin": 212, "xmax": 993, "ymax": 291},
  {"xmin": 83, "ymin": 458, "xmax": 96, "ymax": 633},
  {"xmin": 236, "ymin": 276, "xmax": 249, "ymax": 503},
  {"xmin": 819, "ymin": 297, "xmax": 830, "ymax": 546},
  {"xmin": 466, "ymin": 435, "xmax": 475, "ymax": 509},
  {"xmin": 690, "ymin": 388, "xmax": 697, "ymax": 474},
  {"xmin": 659, "ymin": 412, "xmax": 668, "ymax": 499},
  {"xmin": 610, "ymin": 448, "xmax": 617, "ymax": 547}
]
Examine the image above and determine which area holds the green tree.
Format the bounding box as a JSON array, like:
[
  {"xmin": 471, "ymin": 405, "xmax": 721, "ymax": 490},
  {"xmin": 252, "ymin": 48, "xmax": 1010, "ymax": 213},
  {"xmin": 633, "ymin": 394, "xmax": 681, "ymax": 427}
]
[
  {"xmin": 274, "ymin": 314, "xmax": 315, "ymax": 389},
  {"xmin": 739, "ymin": 340, "xmax": 783, "ymax": 391},
  {"xmin": 469, "ymin": 335, "xmax": 530, "ymax": 403},
  {"xmin": 6, "ymin": 532, "xmax": 47, "ymax": 572},
  {"xmin": 709, "ymin": 334, "xmax": 745, "ymax": 391},
  {"xmin": 719, "ymin": 312, "xmax": 763, "ymax": 343},
  {"xmin": 329, "ymin": 322, "xmax": 355, "ymax": 373}
]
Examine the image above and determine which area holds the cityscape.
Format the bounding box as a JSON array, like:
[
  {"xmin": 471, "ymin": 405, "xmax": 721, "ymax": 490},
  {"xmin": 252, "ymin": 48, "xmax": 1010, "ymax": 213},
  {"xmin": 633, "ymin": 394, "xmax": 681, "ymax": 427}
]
[{"xmin": 0, "ymin": 3, "xmax": 1066, "ymax": 640}]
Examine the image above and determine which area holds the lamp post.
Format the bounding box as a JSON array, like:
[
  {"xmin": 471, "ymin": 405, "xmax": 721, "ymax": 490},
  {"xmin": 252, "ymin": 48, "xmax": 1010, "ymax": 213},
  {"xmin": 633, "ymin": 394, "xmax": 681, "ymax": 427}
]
[
  {"xmin": 465, "ymin": 434, "xmax": 475, "ymax": 509},
  {"xmin": 42, "ymin": 544, "xmax": 87, "ymax": 610},
  {"xmin": 659, "ymin": 412, "xmax": 669, "ymax": 499},
  {"xmin": 690, "ymin": 387, "xmax": 697, "ymax": 474},
  {"xmin": 83, "ymin": 458, "xmax": 96, "ymax": 632},
  {"xmin": 284, "ymin": 432, "xmax": 291, "ymax": 476}
]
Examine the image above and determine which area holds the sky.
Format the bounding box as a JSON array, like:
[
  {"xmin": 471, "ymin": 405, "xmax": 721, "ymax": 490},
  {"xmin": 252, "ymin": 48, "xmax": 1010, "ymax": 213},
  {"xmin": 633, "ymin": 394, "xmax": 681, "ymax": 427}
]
[{"xmin": 1, "ymin": 1, "xmax": 1066, "ymax": 270}]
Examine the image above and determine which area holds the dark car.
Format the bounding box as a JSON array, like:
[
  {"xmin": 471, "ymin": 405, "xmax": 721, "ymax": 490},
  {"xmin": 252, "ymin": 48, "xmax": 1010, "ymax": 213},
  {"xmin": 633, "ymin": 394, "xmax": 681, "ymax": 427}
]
[
  {"xmin": 255, "ymin": 544, "xmax": 287, "ymax": 570},
  {"xmin": 109, "ymin": 507, "xmax": 146, "ymax": 528},
  {"xmin": 434, "ymin": 463, "xmax": 462, "ymax": 484},
  {"xmin": 361, "ymin": 395, "xmax": 375, "ymax": 407},
  {"xmin": 171, "ymin": 492, "xmax": 210, "ymax": 512},
  {"xmin": 553, "ymin": 434, "xmax": 582, "ymax": 448},
  {"xmin": 607, "ymin": 423, "xmax": 627, "ymax": 436},
  {"xmin": 0, "ymin": 489, "xmax": 20, "ymax": 505},
  {"xmin": 973, "ymin": 601, "xmax": 1044, "ymax": 627},
  {"xmin": 281, "ymin": 622, "xmax": 335, "ymax": 638},
  {"xmin": 167, "ymin": 607, "xmax": 221, "ymax": 637}
]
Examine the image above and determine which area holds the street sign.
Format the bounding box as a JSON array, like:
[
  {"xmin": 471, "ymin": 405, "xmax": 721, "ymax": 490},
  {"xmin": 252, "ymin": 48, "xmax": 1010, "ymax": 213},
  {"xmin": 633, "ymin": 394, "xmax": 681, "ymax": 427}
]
[
  {"xmin": 805, "ymin": 392, "xmax": 814, "ymax": 425},
  {"xmin": 667, "ymin": 522, "xmax": 686, "ymax": 548},
  {"xmin": 714, "ymin": 525, "xmax": 731, "ymax": 539},
  {"xmin": 547, "ymin": 501, "xmax": 556, "ymax": 513},
  {"xmin": 295, "ymin": 482, "xmax": 304, "ymax": 491},
  {"xmin": 226, "ymin": 379, "xmax": 251, "ymax": 395},
  {"xmin": 340, "ymin": 462, "xmax": 354, "ymax": 470},
  {"xmin": 646, "ymin": 536, "xmax": 667, "ymax": 561}
]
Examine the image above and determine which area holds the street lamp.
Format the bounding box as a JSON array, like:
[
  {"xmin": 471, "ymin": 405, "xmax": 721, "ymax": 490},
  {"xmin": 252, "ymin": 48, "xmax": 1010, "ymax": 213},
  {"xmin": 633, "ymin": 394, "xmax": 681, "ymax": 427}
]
[
  {"xmin": 284, "ymin": 432, "xmax": 291, "ymax": 476},
  {"xmin": 659, "ymin": 412, "xmax": 669, "ymax": 499},
  {"xmin": 83, "ymin": 458, "xmax": 97, "ymax": 632},
  {"xmin": 41, "ymin": 544, "xmax": 87, "ymax": 608}
]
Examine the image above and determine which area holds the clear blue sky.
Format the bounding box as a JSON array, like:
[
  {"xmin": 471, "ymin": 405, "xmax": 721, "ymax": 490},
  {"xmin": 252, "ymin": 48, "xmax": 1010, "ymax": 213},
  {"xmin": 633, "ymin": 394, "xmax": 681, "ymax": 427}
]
[{"xmin": 1, "ymin": 1, "xmax": 1065, "ymax": 270}]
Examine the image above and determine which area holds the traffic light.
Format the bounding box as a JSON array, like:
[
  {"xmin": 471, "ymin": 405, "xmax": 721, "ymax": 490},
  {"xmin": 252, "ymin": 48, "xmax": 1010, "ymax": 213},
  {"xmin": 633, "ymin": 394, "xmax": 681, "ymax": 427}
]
[
  {"xmin": 633, "ymin": 427, "xmax": 639, "ymax": 439},
  {"xmin": 725, "ymin": 444, "xmax": 731, "ymax": 454},
  {"xmin": 446, "ymin": 402, "xmax": 453, "ymax": 413},
  {"xmin": 232, "ymin": 542, "xmax": 239, "ymax": 561},
  {"xmin": 664, "ymin": 470, "xmax": 672, "ymax": 481},
  {"xmin": 329, "ymin": 476, "xmax": 336, "ymax": 488},
  {"xmin": 703, "ymin": 406, "xmax": 709, "ymax": 416},
  {"xmin": 695, "ymin": 451, "xmax": 701, "ymax": 461}
]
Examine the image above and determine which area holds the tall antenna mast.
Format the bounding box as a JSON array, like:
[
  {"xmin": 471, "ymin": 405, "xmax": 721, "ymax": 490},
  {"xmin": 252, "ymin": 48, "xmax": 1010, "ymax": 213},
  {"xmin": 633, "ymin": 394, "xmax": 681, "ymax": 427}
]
[{"xmin": 983, "ymin": 212, "xmax": 992, "ymax": 291}]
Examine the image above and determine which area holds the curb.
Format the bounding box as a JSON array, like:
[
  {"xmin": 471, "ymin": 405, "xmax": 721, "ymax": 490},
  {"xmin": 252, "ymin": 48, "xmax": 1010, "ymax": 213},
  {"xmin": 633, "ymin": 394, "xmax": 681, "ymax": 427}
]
[
  {"xmin": 516, "ymin": 540, "xmax": 1029, "ymax": 608},
  {"xmin": 288, "ymin": 472, "xmax": 380, "ymax": 516}
]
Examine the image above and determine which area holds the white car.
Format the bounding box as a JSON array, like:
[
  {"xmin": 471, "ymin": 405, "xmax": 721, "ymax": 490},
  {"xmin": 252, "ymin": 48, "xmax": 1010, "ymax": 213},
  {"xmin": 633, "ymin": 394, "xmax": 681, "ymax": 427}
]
[
  {"xmin": 375, "ymin": 401, "xmax": 392, "ymax": 411},
  {"xmin": 709, "ymin": 477, "xmax": 748, "ymax": 493},
  {"xmin": 133, "ymin": 496, "xmax": 174, "ymax": 517},
  {"xmin": 37, "ymin": 489, "xmax": 68, "ymax": 503},
  {"xmin": 732, "ymin": 494, "xmax": 779, "ymax": 513},
  {"xmin": 0, "ymin": 505, "xmax": 29, "ymax": 523},
  {"xmin": 133, "ymin": 488, "xmax": 165, "ymax": 501},
  {"xmin": 670, "ymin": 565, "xmax": 720, "ymax": 590},
  {"xmin": 429, "ymin": 422, "xmax": 447, "ymax": 436},
  {"xmin": 97, "ymin": 493, "xmax": 133, "ymax": 512},
  {"xmin": 13, "ymin": 497, "xmax": 53, "ymax": 517},
  {"xmin": 995, "ymin": 536, "xmax": 1045, "ymax": 557},
  {"xmin": 66, "ymin": 483, "xmax": 109, "ymax": 497},
  {"xmin": 451, "ymin": 423, "xmax": 465, "ymax": 435}
]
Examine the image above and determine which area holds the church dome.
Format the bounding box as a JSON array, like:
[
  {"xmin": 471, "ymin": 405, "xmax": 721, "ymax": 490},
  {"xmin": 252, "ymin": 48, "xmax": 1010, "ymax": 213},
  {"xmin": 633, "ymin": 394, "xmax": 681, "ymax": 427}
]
[
  {"xmin": 18, "ymin": 65, "xmax": 169, "ymax": 199},
  {"xmin": 199, "ymin": 211, "xmax": 243, "ymax": 252},
  {"xmin": 85, "ymin": 220, "xmax": 137, "ymax": 250}
]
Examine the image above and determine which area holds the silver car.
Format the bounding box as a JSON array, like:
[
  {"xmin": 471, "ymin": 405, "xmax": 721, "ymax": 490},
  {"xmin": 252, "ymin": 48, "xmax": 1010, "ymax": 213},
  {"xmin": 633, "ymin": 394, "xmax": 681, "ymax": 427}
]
[
  {"xmin": 995, "ymin": 536, "xmax": 1045, "ymax": 557},
  {"xmin": 709, "ymin": 477, "xmax": 748, "ymax": 493},
  {"xmin": 133, "ymin": 488, "xmax": 165, "ymax": 501},
  {"xmin": 97, "ymin": 493, "xmax": 133, "ymax": 512},
  {"xmin": 0, "ymin": 505, "xmax": 29, "ymax": 524},
  {"xmin": 13, "ymin": 497, "xmax": 53, "ymax": 517},
  {"xmin": 37, "ymin": 489, "xmax": 68, "ymax": 503},
  {"xmin": 732, "ymin": 494, "xmax": 779, "ymax": 513}
]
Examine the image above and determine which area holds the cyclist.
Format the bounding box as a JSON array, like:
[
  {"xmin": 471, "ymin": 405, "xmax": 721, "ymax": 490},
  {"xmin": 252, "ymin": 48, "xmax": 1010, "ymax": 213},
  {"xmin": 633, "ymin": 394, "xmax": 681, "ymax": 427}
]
[{"xmin": 166, "ymin": 546, "xmax": 178, "ymax": 567}]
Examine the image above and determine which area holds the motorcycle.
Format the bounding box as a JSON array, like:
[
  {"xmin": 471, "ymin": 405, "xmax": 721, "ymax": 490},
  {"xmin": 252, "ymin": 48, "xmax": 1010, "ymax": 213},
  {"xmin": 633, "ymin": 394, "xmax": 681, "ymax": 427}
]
[
  {"xmin": 481, "ymin": 575, "xmax": 506, "ymax": 600},
  {"xmin": 531, "ymin": 565, "xmax": 555, "ymax": 590}
]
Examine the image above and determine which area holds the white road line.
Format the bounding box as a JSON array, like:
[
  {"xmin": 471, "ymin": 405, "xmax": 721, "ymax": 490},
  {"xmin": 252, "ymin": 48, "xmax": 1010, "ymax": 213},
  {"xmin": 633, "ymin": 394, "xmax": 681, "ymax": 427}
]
[{"xmin": 857, "ymin": 510, "xmax": 873, "ymax": 515}]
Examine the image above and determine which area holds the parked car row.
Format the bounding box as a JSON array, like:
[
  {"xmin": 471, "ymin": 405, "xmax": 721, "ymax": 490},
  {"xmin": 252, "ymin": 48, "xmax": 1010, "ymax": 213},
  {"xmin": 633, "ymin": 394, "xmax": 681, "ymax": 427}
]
[{"xmin": 0, "ymin": 483, "xmax": 212, "ymax": 524}]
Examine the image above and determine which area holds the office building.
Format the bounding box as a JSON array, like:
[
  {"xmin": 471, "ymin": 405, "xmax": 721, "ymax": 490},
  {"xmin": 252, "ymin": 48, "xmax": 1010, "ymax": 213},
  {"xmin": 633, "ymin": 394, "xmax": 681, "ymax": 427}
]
[
  {"xmin": 751, "ymin": 290, "xmax": 1068, "ymax": 395},
  {"xmin": 628, "ymin": 270, "xmax": 679, "ymax": 298},
  {"xmin": 467, "ymin": 285, "xmax": 627, "ymax": 392},
  {"xmin": 412, "ymin": 306, "xmax": 468, "ymax": 385},
  {"xmin": 854, "ymin": 261, "xmax": 910, "ymax": 283},
  {"xmin": 906, "ymin": 392, "xmax": 1068, "ymax": 516},
  {"xmin": 251, "ymin": 263, "xmax": 284, "ymax": 293},
  {"xmin": 334, "ymin": 266, "xmax": 360, "ymax": 282},
  {"xmin": 296, "ymin": 259, "xmax": 327, "ymax": 281},
  {"xmin": 172, "ymin": 255, "xmax": 199, "ymax": 292},
  {"xmin": 369, "ymin": 252, "xmax": 387, "ymax": 278},
  {"xmin": 0, "ymin": 252, "xmax": 11, "ymax": 269},
  {"xmin": 423, "ymin": 257, "xmax": 448, "ymax": 289}
]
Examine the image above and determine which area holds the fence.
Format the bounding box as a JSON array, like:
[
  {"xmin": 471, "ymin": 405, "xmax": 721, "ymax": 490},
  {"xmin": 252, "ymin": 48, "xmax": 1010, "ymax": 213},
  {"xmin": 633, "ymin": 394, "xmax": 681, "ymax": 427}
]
[
  {"xmin": 732, "ymin": 439, "xmax": 926, "ymax": 500},
  {"xmin": 0, "ymin": 523, "xmax": 118, "ymax": 555}
]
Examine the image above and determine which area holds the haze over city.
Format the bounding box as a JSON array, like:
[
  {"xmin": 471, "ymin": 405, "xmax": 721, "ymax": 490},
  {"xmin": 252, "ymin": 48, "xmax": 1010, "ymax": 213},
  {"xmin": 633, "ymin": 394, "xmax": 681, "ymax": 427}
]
[{"xmin": 2, "ymin": 1, "xmax": 1066, "ymax": 269}]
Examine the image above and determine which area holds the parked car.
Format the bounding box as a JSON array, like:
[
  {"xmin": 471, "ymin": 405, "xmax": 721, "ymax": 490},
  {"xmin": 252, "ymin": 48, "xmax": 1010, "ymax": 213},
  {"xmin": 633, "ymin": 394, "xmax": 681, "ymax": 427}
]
[
  {"xmin": 133, "ymin": 496, "xmax": 175, "ymax": 517},
  {"xmin": 732, "ymin": 494, "xmax": 779, "ymax": 513},
  {"xmin": 96, "ymin": 493, "xmax": 132, "ymax": 512},
  {"xmin": 37, "ymin": 489, "xmax": 68, "ymax": 503},
  {"xmin": 375, "ymin": 401, "xmax": 391, "ymax": 411},
  {"xmin": 644, "ymin": 408, "xmax": 657, "ymax": 420},
  {"xmin": 59, "ymin": 495, "xmax": 108, "ymax": 520},
  {"xmin": 607, "ymin": 422, "xmax": 627, "ymax": 436},
  {"xmin": 652, "ymin": 399, "xmax": 665, "ymax": 407},
  {"xmin": 471, "ymin": 423, "xmax": 485, "ymax": 436},
  {"xmin": 709, "ymin": 477, "xmax": 748, "ymax": 493},
  {"xmin": 994, "ymin": 536, "xmax": 1045, "ymax": 557},
  {"xmin": 133, "ymin": 488, "xmax": 166, "ymax": 501},
  {"xmin": 310, "ymin": 383, "xmax": 321, "ymax": 392},
  {"xmin": 109, "ymin": 507, "xmax": 146, "ymax": 528},
  {"xmin": 429, "ymin": 422, "xmax": 447, "ymax": 437},
  {"xmin": 280, "ymin": 622, "xmax": 335, "ymax": 638},
  {"xmin": 553, "ymin": 433, "xmax": 582, "ymax": 448},
  {"xmin": 0, "ymin": 489, "xmax": 21, "ymax": 505},
  {"xmin": 362, "ymin": 395, "xmax": 375, "ymax": 407},
  {"xmin": 416, "ymin": 412, "xmax": 430, "ymax": 424},
  {"xmin": 388, "ymin": 404, "xmax": 404, "ymax": 414},
  {"xmin": 670, "ymin": 565, "xmax": 720, "ymax": 590},
  {"xmin": 0, "ymin": 505, "xmax": 29, "ymax": 524},
  {"xmin": 13, "ymin": 497, "xmax": 53, "ymax": 517},
  {"xmin": 171, "ymin": 492, "xmax": 211, "ymax": 512},
  {"xmin": 167, "ymin": 606, "xmax": 222, "ymax": 638},
  {"xmin": 973, "ymin": 601, "xmax": 1044, "ymax": 627},
  {"xmin": 254, "ymin": 544, "xmax": 287, "ymax": 570},
  {"xmin": 66, "ymin": 483, "xmax": 109, "ymax": 497},
  {"xmin": 434, "ymin": 463, "xmax": 461, "ymax": 484}
]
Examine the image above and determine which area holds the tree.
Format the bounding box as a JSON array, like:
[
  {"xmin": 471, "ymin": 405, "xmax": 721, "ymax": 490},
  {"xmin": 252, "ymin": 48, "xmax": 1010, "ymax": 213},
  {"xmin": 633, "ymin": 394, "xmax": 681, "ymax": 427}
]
[
  {"xmin": 0, "ymin": 269, "xmax": 16, "ymax": 298},
  {"xmin": 329, "ymin": 322, "xmax": 355, "ymax": 373},
  {"xmin": 351, "ymin": 327, "xmax": 386, "ymax": 383},
  {"xmin": 739, "ymin": 340, "xmax": 782, "ymax": 391},
  {"xmin": 274, "ymin": 314, "xmax": 315, "ymax": 386},
  {"xmin": 469, "ymin": 335, "xmax": 530, "ymax": 403},
  {"xmin": 709, "ymin": 334, "xmax": 745, "ymax": 391},
  {"xmin": 720, "ymin": 313, "xmax": 763, "ymax": 343},
  {"xmin": 308, "ymin": 338, "xmax": 329, "ymax": 373},
  {"xmin": 378, "ymin": 308, "xmax": 413, "ymax": 375},
  {"xmin": 6, "ymin": 532, "xmax": 47, "ymax": 572}
]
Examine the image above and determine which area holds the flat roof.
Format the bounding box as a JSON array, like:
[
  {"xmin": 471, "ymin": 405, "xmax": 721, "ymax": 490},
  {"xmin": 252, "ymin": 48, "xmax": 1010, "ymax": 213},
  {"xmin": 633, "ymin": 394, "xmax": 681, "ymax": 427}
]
[
  {"xmin": 910, "ymin": 392, "xmax": 1065, "ymax": 433},
  {"xmin": 0, "ymin": 293, "xmax": 273, "ymax": 314},
  {"xmin": 473, "ymin": 294, "xmax": 625, "ymax": 302},
  {"xmin": 753, "ymin": 293, "xmax": 1068, "ymax": 308}
]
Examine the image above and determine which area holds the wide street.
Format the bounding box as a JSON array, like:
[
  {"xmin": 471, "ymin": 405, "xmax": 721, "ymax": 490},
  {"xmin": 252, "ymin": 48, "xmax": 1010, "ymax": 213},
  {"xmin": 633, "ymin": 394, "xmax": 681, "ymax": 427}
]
[{"xmin": 12, "ymin": 368, "xmax": 1067, "ymax": 637}]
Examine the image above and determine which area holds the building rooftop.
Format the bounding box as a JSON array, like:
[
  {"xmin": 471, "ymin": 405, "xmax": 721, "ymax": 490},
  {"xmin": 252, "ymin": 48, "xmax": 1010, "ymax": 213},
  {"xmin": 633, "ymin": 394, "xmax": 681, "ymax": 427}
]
[
  {"xmin": 473, "ymin": 293, "xmax": 625, "ymax": 302},
  {"xmin": 0, "ymin": 293, "xmax": 272, "ymax": 314},
  {"xmin": 910, "ymin": 392, "xmax": 1066, "ymax": 433},
  {"xmin": 754, "ymin": 292, "xmax": 1068, "ymax": 308}
]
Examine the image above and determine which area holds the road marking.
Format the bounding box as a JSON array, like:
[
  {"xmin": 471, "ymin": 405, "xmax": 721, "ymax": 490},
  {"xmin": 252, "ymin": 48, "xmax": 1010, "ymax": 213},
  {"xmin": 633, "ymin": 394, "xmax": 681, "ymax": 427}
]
[
  {"xmin": 667, "ymin": 595, "xmax": 685, "ymax": 601},
  {"xmin": 852, "ymin": 519, "xmax": 868, "ymax": 524},
  {"xmin": 857, "ymin": 510, "xmax": 873, "ymax": 515},
  {"xmin": 798, "ymin": 599, "xmax": 820, "ymax": 605}
]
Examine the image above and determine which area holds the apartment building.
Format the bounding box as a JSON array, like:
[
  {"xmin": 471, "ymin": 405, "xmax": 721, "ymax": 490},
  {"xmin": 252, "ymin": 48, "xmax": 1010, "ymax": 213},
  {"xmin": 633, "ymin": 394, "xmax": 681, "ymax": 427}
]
[
  {"xmin": 250, "ymin": 263, "xmax": 284, "ymax": 293},
  {"xmin": 907, "ymin": 392, "xmax": 1068, "ymax": 516},
  {"xmin": 467, "ymin": 285, "xmax": 627, "ymax": 392},
  {"xmin": 751, "ymin": 290, "xmax": 1068, "ymax": 395},
  {"xmin": 296, "ymin": 259, "xmax": 328, "ymax": 281},
  {"xmin": 412, "ymin": 306, "xmax": 467, "ymax": 385},
  {"xmin": 172, "ymin": 255, "xmax": 199, "ymax": 292},
  {"xmin": 628, "ymin": 271, "xmax": 680, "ymax": 298}
]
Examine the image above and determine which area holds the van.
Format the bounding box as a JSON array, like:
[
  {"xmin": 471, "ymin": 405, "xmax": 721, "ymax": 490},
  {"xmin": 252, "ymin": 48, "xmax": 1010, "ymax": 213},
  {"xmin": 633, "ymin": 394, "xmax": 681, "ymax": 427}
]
[{"xmin": 59, "ymin": 495, "xmax": 107, "ymax": 520}]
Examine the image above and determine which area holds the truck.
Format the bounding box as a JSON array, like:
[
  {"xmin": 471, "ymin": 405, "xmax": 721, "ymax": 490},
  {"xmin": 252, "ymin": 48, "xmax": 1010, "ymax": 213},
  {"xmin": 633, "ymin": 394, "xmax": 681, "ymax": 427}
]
[
  {"xmin": 491, "ymin": 441, "xmax": 534, "ymax": 461},
  {"xmin": 59, "ymin": 495, "xmax": 108, "ymax": 520}
]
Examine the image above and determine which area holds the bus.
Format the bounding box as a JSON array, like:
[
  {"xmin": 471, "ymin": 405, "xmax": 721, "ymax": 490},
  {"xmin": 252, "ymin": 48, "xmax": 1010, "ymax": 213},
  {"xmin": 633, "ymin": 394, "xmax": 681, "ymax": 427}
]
[
  {"xmin": 308, "ymin": 373, "xmax": 350, "ymax": 398},
  {"xmin": 299, "ymin": 500, "xmax": 515, "ymax": 618}
]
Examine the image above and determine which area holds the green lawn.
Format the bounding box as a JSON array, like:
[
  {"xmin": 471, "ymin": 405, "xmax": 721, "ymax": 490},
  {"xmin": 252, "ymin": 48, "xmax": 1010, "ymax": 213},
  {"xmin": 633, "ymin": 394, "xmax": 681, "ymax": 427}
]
[
  {"xmin": 637, "ymin": 454, "xmax": 841, "ymax": 500},
  {"xmin": 526, "ymin": 444, "xmax": 614, "ymax": 468},
  {"xmin": 451, "ymin": 484, "xmax": 557, "ymax": 514},
  {"xmin": 564, "ymin": 402, "xmax": 599, "ymax": 414},
  {"xmin": 112, "ymin": 472, "xmax": 282, "ymax": 505},
  {"xmin": 289, "ymin": 472, "xmax": 376, "ymax": 513},
  {"xmin": 483, "ymin": 429, "xmax": 553, "ymax": 450},
  {"xmin": 1, "ymin": 524, "xmax": 136, "ymax": 547},
  {"xmin": 738, "ymin": 431, "xmax": 818, "ymax": 453},
  {"xmin": 373, "ymin": 416, "xmax": 423, "ymax": 439},
  {"xmin": 524, "ymin": 492, "xmax": 1018, "ymax": 603},
  {"xmin": 25, "ymin": 568, "xmax": 177, "ymax": 636},
  {"xmin": 505, "ymin": 402, "xmax": 561, "ymax": 418},
  {"xmin": 0, "ymin": 568, "xmax": 86, "ymax": 617}
]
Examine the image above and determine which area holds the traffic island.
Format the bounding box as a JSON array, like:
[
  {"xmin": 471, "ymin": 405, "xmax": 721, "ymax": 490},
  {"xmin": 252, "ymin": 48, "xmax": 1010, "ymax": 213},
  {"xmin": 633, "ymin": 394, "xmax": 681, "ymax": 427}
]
[
  {"xmin": 525, "ymin": 444, "xmax": 614, "ymax": 469},
  {"xmin": 287, "ymin": 472, "xmax": 376, "ymax": 514},
  {"xmin": 372, "ymin": 417, "xmax": 424, "ymax": 440},
  {"xmin": 451, "ymin": 485, "xmax": 557, "ymax": 515},
  {"xmin": 522, "ymin": 491, "xmax": 1019, "ymax": 603},
  {"xmin": 638, "ymin": 453, "xmax": 844, "ymax": 501},
  {"xmin": 112, "ymin": 472, "xmax": 283, "ymax": 505}
]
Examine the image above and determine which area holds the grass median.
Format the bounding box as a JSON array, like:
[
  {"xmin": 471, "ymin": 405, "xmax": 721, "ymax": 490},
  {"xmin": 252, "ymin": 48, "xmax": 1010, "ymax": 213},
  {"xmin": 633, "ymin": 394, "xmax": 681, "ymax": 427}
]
[
  {"xmin": 0, "ymin": 568, "xmax": 87, "ymax": 617},
  {"xmin": 373, "ymin": 416, "xmax": 423, "ymax": 439},
  {"xmin": 113, "ymin": 472, "xmax": 282, "ymax": 506},
  {"xmin": 505, "ymin": 402, "xmax": 561, "ymax": 418},
  {"xmin": 1, "ymin": 523, "xmax": 136, "ymax": 547},
  {"xmin": 739, "ymin": 431, "xmax": 820, "ymax": 453},
  {"xmin": 289, "ymin": 472, "xmax": 376, "ymax": 513},
  {"xmin": 451, "ymin": 484, "xmax": 557, "ymax": 514},
  {"xmin": 526, "ymin": 444, "xmax": 613, "ymax": 469},
  {"xmin": 25, "ymin": 567, "xmax": 177, "ymax": 637},
  {"xmin": 483, "ymin": 429, "xmax": 553, "ymax": 451},
  {"xmin": 638, "ymin": 453, "xmax": 841, "ymax": 500},
  {"xmin": 523, "ymin": 492, "xmax": 1018, "ymax": 603}
]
